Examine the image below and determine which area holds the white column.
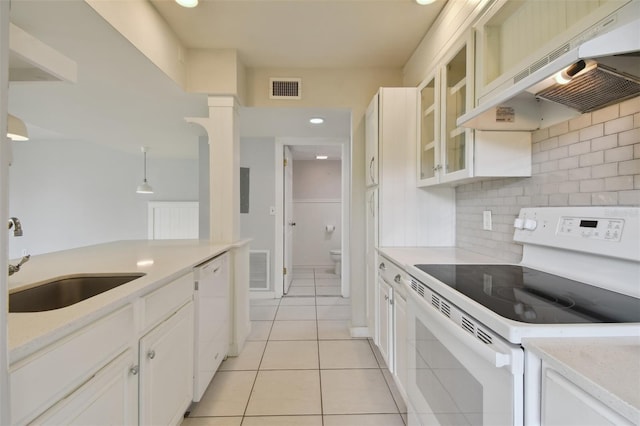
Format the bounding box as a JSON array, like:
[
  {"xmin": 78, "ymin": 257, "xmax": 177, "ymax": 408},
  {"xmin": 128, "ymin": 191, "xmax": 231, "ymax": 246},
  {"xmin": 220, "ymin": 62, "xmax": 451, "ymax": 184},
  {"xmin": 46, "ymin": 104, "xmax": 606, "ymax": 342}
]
[
  {"xmin": 187, "ymin": 96, "xmax": 240, "ymax": 243},
  {"xmin": 186, "ymin": 96, "xmax": 249, "ymax": 356}
]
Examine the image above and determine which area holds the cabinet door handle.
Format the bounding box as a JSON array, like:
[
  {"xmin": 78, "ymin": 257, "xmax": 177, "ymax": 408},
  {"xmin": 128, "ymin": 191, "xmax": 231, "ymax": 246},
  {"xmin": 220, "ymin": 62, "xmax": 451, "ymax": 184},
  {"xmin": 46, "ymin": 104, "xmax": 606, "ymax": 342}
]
[
  {"xmin": 148, "ymin": 350, "xmax": 156, "ymax": 360},
  {"xmin": 130, "ymin": 366, "xmax": 139, "ymax": 376},
  {"xmin": 384, "ymin": 294, "xmax": 389, "ymax": 301},
  {"xmin": 369, "ymin": 157, "xmax": 375, "ymax": 183},
  {"xmin": 394, "ymin": 274, "xmax": 401, "ymax": 284},
  {"xmin": 379, "ymin": 262, "xmax": 386, "ymax": 271}
]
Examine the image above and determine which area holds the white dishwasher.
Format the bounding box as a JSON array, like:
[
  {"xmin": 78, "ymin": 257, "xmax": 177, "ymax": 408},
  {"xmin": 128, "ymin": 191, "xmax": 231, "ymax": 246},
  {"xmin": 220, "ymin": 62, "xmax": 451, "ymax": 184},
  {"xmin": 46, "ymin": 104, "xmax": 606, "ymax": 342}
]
[{"xmin": 193, "ymin": 251, "xmax": 229, "ymax": 402}]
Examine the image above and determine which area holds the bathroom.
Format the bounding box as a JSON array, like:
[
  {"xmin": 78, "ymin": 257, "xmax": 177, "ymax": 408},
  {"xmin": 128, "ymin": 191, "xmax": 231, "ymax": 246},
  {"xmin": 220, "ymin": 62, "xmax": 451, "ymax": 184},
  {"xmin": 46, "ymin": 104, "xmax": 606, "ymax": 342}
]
[{"xmin": 291, "ymin": 146, "xmax": 343, "ymax": 294}]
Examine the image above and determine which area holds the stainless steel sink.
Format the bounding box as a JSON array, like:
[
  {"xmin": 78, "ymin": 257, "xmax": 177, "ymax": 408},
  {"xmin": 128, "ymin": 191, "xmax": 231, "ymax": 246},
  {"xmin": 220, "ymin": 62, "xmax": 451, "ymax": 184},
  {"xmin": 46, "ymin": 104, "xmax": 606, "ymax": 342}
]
[{"xmin": 9, "ymin": 273, "xmax": 145, "ymax": 313}]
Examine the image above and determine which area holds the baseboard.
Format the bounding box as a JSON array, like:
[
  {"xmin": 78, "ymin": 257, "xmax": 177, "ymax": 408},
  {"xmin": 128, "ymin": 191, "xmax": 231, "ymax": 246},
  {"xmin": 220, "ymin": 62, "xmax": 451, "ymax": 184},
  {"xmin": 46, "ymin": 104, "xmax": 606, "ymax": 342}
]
[
  {"xmin": 349, "ymin": 326, "xmax": 371, "ymax": 338},
  {"xmin": 249, "ymin": 291, "xmax": 277, "ymax": 299}
]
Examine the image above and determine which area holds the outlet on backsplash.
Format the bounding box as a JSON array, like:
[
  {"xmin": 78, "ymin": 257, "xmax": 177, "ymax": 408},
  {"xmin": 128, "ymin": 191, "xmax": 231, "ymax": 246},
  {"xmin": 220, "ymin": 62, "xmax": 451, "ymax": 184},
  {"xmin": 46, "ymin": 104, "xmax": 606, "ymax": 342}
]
[{"xmin": 483, "ymin": 211, "xmax": 492, "ymax": 231}]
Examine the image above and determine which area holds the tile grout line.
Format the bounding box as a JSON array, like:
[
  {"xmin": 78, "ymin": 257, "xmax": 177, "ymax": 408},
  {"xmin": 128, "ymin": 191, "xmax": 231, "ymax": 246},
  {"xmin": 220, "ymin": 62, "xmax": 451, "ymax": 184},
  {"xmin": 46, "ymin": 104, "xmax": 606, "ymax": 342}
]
[{"xmin": 239, "ymin": 298, "xmax": 281, "ymax": 422}]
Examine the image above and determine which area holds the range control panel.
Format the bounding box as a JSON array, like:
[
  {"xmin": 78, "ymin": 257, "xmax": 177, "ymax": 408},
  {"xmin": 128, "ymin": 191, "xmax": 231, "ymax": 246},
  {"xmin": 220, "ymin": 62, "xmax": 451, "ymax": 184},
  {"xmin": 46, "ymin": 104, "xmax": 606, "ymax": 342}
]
[
  {"xmin": 513, "ymin": 207, "xmax": 639, "ymax": 262},
  {"xmin": 557, "ymin": 216, "xmax": 624, "ymax": 241}
]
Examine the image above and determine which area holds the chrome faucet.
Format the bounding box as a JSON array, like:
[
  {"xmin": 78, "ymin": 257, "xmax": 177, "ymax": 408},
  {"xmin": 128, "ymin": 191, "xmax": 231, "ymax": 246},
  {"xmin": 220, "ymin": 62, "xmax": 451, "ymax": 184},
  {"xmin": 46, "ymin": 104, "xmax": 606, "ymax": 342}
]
[
  {"xmin": 8, "ymin": 216, "xmax": 29, "ymax": 275},
  {"xmin": 9, "ymin": 255, "xmax": 30, "ymax": 276},
  {"xmin": 8, "ymin": 217, "xmax": 23, "ymax": 236}
]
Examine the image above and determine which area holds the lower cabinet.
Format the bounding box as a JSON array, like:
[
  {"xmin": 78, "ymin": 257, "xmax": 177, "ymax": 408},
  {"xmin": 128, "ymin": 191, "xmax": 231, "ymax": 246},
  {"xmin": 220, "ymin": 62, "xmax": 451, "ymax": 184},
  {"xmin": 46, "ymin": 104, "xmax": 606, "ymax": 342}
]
[
  {"xmin": 542, "ymin": 364, "xmax": 634, "ymax": 426},
  {"xmin": 393, "ymin": 292, "xmax": 407, "ymax": 395},
  {"xmin": 139, "ymin": 300, "xmax": 195, "ymax": 426},
  {"xmin": 376, "ymin": 275, "xmax": 393, "ymax": 370},
  {"xmin": 32, "ymin": 349, "xmax": 138, "ymax": 425}
]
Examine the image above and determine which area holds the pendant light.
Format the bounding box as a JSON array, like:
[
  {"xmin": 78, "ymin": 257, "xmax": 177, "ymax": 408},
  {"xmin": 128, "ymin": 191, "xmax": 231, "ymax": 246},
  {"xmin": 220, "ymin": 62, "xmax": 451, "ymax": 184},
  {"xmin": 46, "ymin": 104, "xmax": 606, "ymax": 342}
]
[
  {"xmin": 7, "ymin": 114, "xmax": 29, "ymax": 141},
  {"xmin": 136, "ymin": 146, "xmax": 154, "ymax": 194}
]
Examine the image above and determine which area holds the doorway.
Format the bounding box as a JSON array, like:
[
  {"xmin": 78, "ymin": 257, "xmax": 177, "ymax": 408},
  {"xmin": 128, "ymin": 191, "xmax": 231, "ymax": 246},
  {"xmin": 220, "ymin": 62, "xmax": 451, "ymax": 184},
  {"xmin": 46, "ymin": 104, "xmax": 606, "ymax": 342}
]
[{"xmin": 275, "ymin": 137, "xmax": 350, "ymax": 299}]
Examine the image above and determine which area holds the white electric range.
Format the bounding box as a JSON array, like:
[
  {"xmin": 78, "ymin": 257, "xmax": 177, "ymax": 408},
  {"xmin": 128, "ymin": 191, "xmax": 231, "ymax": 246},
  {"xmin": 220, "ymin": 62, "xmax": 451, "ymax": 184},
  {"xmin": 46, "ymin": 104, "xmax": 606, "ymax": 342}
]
[{"xmin": 404, "ymin": 207, "xmax": 640, "ymax": 426}]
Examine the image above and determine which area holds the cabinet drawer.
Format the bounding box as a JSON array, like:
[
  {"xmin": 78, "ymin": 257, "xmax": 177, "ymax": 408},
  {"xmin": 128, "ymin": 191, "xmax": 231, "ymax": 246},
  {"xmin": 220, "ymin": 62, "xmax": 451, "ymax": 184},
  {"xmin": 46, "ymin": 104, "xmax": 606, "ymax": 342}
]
[
  {"xmin": 143, "ymin": 272, "xmax": 193, "ymax": 331},
  {"xmin": 10, "ymin": 305, "xmax": 134, "ymax": 425}
]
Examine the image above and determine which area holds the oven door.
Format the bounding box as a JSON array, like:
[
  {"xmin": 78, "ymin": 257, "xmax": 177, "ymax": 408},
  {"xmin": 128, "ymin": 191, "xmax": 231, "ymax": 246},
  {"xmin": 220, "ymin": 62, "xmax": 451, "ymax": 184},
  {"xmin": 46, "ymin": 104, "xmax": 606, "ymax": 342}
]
[{"xmin": 407, "ymin": 291, "xmax": 524, "ymax": 426}]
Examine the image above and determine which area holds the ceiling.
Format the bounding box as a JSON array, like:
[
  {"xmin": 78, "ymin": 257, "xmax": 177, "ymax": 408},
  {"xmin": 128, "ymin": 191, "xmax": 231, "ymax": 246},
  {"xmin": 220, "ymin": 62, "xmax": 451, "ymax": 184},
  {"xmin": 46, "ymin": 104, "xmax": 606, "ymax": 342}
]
[
  {"xmin": 7, "ymin": 0, "xmax": 446, "ymax": 159},
  {"xmin": 149, "ymin": 0, "xmax": 447, "ymax": 68}
]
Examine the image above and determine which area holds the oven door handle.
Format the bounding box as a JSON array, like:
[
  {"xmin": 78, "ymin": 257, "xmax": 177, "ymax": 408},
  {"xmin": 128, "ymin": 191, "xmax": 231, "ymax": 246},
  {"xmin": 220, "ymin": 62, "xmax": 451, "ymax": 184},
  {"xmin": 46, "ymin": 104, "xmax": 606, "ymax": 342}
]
[{"xmin": 418, "ymin": 297, "xmax": 517, "ymax": 372}]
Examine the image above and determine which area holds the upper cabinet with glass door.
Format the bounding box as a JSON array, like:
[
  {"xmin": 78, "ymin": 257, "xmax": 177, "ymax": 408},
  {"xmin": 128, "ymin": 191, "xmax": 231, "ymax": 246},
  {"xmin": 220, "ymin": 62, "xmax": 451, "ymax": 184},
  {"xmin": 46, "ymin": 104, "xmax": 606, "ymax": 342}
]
[
  {"xmin": 418, "ymin": 35, "xmax": 476, "ymax": 186},
  {"xmin": 417, "ymin": 73, "xmax": 438, "ymax": 186},
  {"xmin": 418, "ymin": 31, "xmax": 532, "ymax": 187}
]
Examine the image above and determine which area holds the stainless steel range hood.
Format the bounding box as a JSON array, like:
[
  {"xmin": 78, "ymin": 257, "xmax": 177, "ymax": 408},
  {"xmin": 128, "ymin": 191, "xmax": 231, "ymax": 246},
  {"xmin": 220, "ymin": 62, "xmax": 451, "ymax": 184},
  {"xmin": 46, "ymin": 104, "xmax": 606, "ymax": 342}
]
[{"xmin": 458, "ymin": 1, "xmax": 640, "ymax": 131}]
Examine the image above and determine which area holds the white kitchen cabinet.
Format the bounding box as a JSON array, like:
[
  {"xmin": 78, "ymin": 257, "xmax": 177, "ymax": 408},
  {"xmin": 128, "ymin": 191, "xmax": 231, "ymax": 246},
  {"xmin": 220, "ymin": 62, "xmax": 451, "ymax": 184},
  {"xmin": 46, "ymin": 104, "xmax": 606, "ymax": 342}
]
[
  {"xmin": 10, "ymin": 306, "xmax": 134, "ymax": 425},
  {"xmin": 366, "ymin": 87, "xmax": 455, "ymax": 338},
  {"xmin": 542, "ymin": 364, "xmax": 634, "ymax": 426},
  {"xmin": 376, "ymin": 268, "xmax": 393, "ymax": 371},
  {"xmin": 393, "ymin": 284, "xmax": 408, "ymax": 397},
  {"xmin": 417, "ymin": 32, "xmax": 532, "ymax": 186},
  {"xmin": 139, "ymin": 300, "xmax": 195, "ymax": 426},
  {"xmin": 365, "ymin": 187, "xmax": 378, "ymax": 333},
  {"xmin": 31, "ymin": 349, "xmax": 138, "ymax": 425},
  {"xmin": 365, "ymin": 94, "xmax": 379, "ymax": 187}
]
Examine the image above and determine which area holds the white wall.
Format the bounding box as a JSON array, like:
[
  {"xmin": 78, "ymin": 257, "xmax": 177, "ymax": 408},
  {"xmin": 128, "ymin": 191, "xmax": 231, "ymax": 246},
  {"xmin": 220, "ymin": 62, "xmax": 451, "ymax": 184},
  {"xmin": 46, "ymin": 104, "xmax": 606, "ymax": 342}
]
[
  {"xmin": 8, "ymin": 140, "xmax": 198, "ymax": 259},
  {"xmin": 239, "ymin": 137, "xmax": 276, "ymax": 290},
  {"xmin": 293, "ymin": 160, "xmax": 341, "ymax": 267}
]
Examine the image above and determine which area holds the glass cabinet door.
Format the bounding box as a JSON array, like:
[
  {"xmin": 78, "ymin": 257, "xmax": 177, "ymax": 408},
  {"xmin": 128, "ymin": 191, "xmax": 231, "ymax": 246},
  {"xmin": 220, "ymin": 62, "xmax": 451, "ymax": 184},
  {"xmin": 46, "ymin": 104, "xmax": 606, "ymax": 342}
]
[
  {"xmin": 443, "ymin": 45, "xmax": 467, "ymax": 176},
  {"xmin": 419, "ymin": 77, "xmax": 438, "ymax": 183}
]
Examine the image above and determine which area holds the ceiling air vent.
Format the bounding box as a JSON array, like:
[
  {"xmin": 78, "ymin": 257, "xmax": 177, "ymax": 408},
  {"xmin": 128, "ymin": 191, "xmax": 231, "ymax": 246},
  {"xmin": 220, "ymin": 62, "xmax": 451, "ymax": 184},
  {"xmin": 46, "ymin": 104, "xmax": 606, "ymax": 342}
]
[{"xmin": 270, "ymin": 77, "xmax": 302, "ymax": 100}]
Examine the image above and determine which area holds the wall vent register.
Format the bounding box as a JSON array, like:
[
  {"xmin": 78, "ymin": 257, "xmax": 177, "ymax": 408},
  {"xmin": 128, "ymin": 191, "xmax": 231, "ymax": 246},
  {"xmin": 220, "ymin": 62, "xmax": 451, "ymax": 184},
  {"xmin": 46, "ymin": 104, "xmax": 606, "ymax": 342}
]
[{"xmin": 270, "ymin": 77, "xmax": 302, "ymax": 99}]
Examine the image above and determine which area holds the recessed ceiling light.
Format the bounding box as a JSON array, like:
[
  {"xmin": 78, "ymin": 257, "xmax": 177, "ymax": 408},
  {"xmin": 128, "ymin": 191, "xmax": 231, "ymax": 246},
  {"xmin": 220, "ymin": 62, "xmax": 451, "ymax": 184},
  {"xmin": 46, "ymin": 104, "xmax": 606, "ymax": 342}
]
[
  {"xmin": 176, "ymin": 0, "xmax": 198, "ymax": 8},
  {"xmin": 415, "ymin": 0, "xmax": 436, "ymax": 4},
  {"xmin": 309, "ymin": 117, "xmax": 324, "ymax": 124},
  {"xmin": 316, "ymin": 155, "xmax": 328, "ymax": 160}
]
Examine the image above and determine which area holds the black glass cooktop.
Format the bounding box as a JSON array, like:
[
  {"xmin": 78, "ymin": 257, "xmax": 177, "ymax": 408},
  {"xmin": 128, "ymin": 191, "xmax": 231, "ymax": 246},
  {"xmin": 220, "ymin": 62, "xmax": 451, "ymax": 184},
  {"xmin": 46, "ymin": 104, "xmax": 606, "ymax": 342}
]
[{"xmin": 414, "ymin": 264, "xmax": 640, "ymax": 324}]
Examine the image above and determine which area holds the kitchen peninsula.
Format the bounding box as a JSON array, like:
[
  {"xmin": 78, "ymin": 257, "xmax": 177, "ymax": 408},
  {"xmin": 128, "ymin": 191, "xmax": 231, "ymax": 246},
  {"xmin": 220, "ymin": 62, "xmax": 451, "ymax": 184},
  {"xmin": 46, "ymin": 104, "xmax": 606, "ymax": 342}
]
[{"xmin": 7, "ymin": 239, "xmax": 249, "ymax": 425}]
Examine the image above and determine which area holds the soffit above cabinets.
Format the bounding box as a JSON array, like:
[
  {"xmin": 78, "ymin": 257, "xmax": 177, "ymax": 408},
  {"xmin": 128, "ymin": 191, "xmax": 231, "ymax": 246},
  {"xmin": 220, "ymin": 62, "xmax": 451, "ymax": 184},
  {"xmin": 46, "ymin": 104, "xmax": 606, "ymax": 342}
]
[{"xmin": 9, "ymin": 23, "xmax": 77, "ymax": 83}]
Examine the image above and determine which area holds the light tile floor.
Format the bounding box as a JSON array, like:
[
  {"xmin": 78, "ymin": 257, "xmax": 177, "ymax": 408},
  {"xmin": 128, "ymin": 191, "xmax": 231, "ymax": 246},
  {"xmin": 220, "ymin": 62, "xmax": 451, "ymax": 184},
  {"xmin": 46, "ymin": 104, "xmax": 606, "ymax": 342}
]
[{"xmin": 183, "ymin": 267, "xmax": 407, "ymax": 426}]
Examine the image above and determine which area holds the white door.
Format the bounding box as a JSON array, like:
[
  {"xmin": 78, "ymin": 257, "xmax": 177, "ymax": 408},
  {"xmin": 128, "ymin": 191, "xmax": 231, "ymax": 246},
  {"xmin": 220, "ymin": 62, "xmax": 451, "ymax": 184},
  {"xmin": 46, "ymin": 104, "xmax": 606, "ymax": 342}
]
[{"xmin": 283, "ymin": 146, "xmax": 294, "ymax": 294}]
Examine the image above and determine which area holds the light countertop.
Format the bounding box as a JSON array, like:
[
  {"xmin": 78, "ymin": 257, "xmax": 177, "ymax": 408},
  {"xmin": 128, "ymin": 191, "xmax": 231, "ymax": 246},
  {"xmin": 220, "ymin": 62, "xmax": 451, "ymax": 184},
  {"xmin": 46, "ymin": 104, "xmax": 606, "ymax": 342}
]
[
  {"xmin": 8, "ymin": 240, "xmax": 241, "ymax": 363},
  {"xmin": 377, "ymin": 246, "xmax": 505, "ymax": 268},
  {"xmin": 523, "ymin": 337, "xmax": 640, "ymax": 423}
]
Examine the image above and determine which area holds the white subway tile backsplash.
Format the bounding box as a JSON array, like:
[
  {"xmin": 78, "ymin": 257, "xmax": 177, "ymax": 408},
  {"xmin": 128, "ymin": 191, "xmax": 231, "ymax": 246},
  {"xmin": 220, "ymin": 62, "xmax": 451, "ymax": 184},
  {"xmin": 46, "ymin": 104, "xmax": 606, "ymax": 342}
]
[
  {"xmin": 619, "ymin": 128, "xmax": 640, "ymax": 146},
  {"xmin": 618, "ymin": 159, "xmax": 640, "ymax": 176},
  {"xmin": 455, "ymin": 100, "xmax": 639, "ymax": 263},
  {"xmin": 549, "ymin": 146, "xmax": 568, "ymax": 160},
  {"xmin": 605, "ymin": 146, "xmax": 634, "ymax": 163},
  {"xmin": 591, "ymin": 192, "xmax": 618, "ymax": 205},
  {"xmin": 591, "ymin": 163, "xmax": 618, "ymax": 179},
  {"xmin": 558, "ymin": 157, "xmax": 579, "ymax": 170},
  {"xmin": 620, "ymin": 96, "xmax": 640, "ymax": 116},
  {"xmin": 619, "ymin": 190, "xmax": 640, "ymax": 205},
  {"xmin": 569, "ymin": 167, "xmax": 592, "ymax": 181},
  {"xmin": 579, "ymin": 124, "xmax": 604, "ymax": 141},
  {"xmin": 558, "ymin": 131, "xmax": 579, "ymax": 147},
  {"xmin": 591, "ymin": 134, "xmax": 617, "ymax": 152},
  {"xmin": 605, "ymin": 176, "xmax": 634, "ymax": 191},
  {"xmin": 549, "ymin": 122, "xmax": 569, "ymax": 137},
  {"xmin": 605, "ymin": 116, "xmax": 634, "ymax": 135},
  {"xmin": 568, "ymin": 141, "xmax": 590, "ymax": 156},
  {"xmin": 580, "ymin": 179, "xmax": 605, "ymax": 193},
  {"xmin": 579, "ymin": 151, "xmax": 604, "ymax": 167},
  {"xmin": 569, "ymin": 113, "xmax": 592, "ymax": 131},
  {"xmin": 569, "ymin": 193, "xmax": 591, "ymax": 206},
  {"xmin": 541, "ymin": 137, "xmax": 559, "ymax": 151},
  {"xmin": 532, "ymin": 128, "xmax": 549, "ymax": 143},
  {"xmin": 559, "ymin": 181, "xmax": 579, "ymax": 193},
  {"xmin": 592, "ymin": 104, "xmax": 619, "ymax": 124}
]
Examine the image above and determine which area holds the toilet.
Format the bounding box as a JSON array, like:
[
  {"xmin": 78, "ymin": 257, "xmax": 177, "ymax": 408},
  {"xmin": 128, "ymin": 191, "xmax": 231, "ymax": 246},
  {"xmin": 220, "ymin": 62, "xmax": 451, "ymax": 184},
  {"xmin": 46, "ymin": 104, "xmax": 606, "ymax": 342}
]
[{"xmin": 329, "ymin": 249, "xmax": 341, "ymax": 276}]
